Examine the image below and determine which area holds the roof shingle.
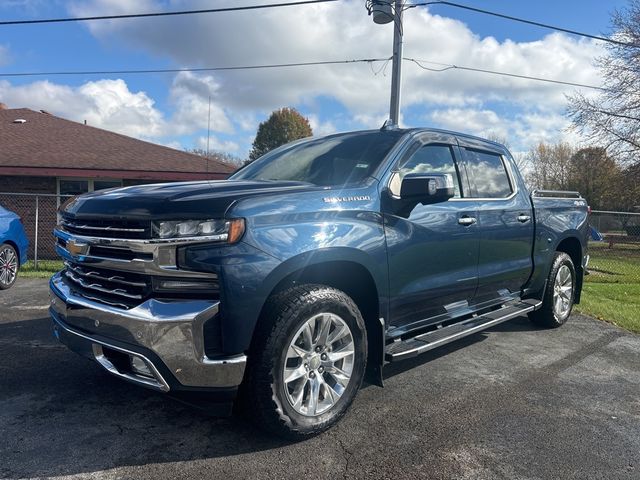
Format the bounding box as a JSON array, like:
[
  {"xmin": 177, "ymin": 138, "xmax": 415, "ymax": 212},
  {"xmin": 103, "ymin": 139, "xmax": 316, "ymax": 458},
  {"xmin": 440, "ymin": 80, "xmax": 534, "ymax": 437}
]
[{"xmin": 0, "ymin": 108, "xmax": 235, "ymax": 179}]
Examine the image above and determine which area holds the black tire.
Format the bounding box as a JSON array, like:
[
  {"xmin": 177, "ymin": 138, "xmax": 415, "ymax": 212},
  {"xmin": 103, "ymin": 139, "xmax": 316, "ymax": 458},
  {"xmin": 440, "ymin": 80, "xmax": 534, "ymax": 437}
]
[
  {"xmin": 243, "ymin": 284, "xmax": 367, "ymax": 439},
  {"xmin": 0, "ymin": 243, "xmax": 19, "ymax": 290},
  {"xmin": 529, "ymin": 252, "xmax": 576, "ymax": 328}
]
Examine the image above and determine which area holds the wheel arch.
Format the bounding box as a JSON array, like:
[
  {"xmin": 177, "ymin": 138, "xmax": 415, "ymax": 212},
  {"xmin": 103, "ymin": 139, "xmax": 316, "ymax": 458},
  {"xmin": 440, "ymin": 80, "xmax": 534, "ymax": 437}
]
[
  {"xmin": 256, "ymin": 257, "xmax": 385, "ymax": 387},
  {"xmin": 555, "ymin": 236, "xmax": 584, "ymax": 303}
]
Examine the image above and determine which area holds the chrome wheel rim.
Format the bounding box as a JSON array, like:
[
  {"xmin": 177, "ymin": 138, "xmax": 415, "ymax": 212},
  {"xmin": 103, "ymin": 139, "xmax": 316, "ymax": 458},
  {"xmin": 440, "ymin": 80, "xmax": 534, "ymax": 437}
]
[
  {"xmin": 553, "ymin": 265, "xmax": 573, "ymax": 320},
  {"xmin": 282, "ymin": 312, "xmax": 355, "ymax": 417},
  {"xmin": 0, "ymin": 246, "xmax": 18, "ymax": 287}
]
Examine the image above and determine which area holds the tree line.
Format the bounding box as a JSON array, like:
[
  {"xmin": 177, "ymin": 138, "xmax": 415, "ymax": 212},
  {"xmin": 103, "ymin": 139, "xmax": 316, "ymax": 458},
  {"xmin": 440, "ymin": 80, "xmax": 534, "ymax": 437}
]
[{"xmin": 525, "ymin": 143, "xmax": 639, "ymax": 212}]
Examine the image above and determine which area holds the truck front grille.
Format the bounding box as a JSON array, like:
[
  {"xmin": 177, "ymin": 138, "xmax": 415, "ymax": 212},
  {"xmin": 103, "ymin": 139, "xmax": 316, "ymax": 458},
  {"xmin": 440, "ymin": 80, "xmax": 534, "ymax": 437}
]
[
  {"xmin": 60, "ymin": 215, "xmax": 152, "ymax": 239},
  {"xmin": 62, "ymin": 261, "xmax": 151, "ymax": 309}
]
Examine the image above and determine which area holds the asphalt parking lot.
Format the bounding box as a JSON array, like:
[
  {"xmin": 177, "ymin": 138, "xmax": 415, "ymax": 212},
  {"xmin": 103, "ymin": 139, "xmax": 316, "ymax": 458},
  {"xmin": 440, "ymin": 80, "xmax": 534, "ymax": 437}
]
[{"xmin": 1, "ymin": 278, "xmax": 639, "ymax": 480}]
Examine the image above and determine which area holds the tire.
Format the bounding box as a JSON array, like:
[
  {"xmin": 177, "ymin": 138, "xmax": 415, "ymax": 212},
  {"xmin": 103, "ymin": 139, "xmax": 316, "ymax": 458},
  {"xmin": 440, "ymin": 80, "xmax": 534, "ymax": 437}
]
[
  {"xmin": 243, "ymin": 284, "xmax": 367, "ymax": 439},
  {"xmin": 529, "ymin": 252, "xmax": 576, "ymax": 328},
  {"xmin": 0, "ymin": 243, "xmax": 19, "ymax": 290}
]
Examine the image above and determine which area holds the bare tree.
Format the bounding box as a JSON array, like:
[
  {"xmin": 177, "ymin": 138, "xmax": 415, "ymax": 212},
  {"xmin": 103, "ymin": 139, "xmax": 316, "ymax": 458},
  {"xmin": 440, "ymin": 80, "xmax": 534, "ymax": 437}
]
[
  {"xmin": 188, "ymin": 149, "xmax": 245, "ymax": 168},
  {"xmin": 525, "ymin": 142, "xmax": 575, "ymax": 190},
  {"xmin": 567, "ymin": 1, "xmax": 640, "ymax": 164}
]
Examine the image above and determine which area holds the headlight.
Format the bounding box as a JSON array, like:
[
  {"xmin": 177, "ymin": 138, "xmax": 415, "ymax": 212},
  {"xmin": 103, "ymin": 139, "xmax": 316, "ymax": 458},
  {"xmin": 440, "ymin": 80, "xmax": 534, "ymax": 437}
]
[{"xmin": 152, "ymin": 218, "xmax": 245, "ymax": 243}]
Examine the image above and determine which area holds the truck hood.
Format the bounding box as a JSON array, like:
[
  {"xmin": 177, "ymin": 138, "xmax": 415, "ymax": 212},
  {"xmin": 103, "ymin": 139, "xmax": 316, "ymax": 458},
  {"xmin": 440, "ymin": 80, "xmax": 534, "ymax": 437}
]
[{"xmin": 61, "ymin": 180, "xmax": 321, "ymax": 220}]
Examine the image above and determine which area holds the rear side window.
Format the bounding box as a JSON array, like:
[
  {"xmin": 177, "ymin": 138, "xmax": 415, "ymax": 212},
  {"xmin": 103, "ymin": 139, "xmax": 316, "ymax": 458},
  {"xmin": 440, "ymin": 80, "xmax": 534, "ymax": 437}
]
[{"xmin": 463, "ymin": 149, "xmax": 512, "ymax": 198}]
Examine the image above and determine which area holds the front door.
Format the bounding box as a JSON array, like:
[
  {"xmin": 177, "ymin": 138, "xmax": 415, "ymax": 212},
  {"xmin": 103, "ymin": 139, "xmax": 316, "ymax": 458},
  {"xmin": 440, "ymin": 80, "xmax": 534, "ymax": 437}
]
[{"xmin": 382, "ymin": 135, "xmax": 479, "ymax": 335}]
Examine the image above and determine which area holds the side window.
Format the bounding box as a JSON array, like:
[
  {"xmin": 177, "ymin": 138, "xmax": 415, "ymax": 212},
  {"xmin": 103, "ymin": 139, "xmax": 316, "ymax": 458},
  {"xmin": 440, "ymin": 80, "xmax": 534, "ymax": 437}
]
[
  {"xmin": 463, "ymin": 149, "xmax": 513, "ymax": 198},
  {"xmin": 389, "ymin": 144, "xmax": 462, "ymax": 197}
]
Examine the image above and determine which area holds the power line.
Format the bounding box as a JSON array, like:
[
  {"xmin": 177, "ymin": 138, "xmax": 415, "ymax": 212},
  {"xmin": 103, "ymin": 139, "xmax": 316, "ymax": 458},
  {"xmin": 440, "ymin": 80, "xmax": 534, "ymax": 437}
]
[
  {"xmin": 0, "ymin": 0, "xmax": 340, "ymax": 26},
  {"xmin": 0, "ymin": 56, "xmax": 606, "ymax": 92},
  {"xmin": 407, "ymin": 1, "xmax": 634, "ymax": 48},
  {"xmin": 0, "ymin": 58, "xmax": 391, "ymax": 77},
  {"xmin": 405, "ymin": 57, "xmax": 608, "ymax": 91}
]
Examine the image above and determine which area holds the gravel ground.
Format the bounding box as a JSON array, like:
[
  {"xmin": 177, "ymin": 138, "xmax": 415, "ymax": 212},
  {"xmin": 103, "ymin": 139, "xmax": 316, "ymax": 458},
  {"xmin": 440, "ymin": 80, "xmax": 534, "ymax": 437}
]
[{"xmin": 1, "ymin": 278, "xmax": 639, "ymax": 480}]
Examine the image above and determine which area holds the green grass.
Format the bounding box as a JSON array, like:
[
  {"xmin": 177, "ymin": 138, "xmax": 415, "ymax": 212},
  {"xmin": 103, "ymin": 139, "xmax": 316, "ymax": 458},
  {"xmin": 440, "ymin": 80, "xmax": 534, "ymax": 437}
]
[
  {"xmin": 575, "ymin": 242, "xmax": 640, "ymax": 333},
  {"xmin": 20, "ymin": 260, "xmax": 63, "ymax": 279}
]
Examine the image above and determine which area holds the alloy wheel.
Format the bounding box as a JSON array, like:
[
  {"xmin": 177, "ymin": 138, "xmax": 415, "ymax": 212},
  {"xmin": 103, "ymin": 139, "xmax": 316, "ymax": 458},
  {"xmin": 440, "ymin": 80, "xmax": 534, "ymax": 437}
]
[
  {"xmin": 282, "ymin": 313, "xmax": 355, "ymax": 417},
  {"xmin": 553, "ymin": 264, "xmax": 573, "ymax": 320},
  {"xmin": 0, "ymin": 246, "xmax": 18, "ymax": 288}
]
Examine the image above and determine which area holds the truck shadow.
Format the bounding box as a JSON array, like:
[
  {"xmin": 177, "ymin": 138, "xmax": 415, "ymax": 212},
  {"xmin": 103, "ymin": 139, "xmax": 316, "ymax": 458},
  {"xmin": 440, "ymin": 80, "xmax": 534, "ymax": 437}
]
[{"xmin": 0, "ymin": 317, "xmax": 288, "ymax": 479}]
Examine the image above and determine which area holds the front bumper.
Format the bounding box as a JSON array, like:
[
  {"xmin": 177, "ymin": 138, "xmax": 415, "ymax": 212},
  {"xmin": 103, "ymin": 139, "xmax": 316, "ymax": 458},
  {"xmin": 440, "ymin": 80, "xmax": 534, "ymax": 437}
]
[{"xmin": 49, "ymin": 273, "xmax": 246, "ymax": 392}]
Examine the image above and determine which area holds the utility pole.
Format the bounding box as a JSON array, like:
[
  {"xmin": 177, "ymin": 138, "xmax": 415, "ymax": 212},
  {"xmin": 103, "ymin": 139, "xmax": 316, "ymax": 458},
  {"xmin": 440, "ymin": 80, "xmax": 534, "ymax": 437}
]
[
  {"xmin": 370, "ymin": 0, "xmax": 404, "ymax": 127},
  {"xmin": 388, "ymin": 0, "xmax": 403, "ymax": 126}
]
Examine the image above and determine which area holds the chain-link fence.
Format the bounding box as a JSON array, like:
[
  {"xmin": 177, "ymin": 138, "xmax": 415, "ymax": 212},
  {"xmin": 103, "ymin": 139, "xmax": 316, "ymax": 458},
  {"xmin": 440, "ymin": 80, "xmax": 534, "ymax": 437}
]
[
  {"xmin": 0, "ymin": 192, "xmax": 71, "ymax": 267},
  {"xmin": 588, "ymin": 210, "xmax": 640, "ymax": 284}
]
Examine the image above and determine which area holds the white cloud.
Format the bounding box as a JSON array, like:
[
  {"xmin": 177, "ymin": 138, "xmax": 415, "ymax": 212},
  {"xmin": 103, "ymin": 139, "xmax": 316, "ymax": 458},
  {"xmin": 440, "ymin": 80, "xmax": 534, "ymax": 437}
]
[
  {"xmin": 307, "ymin": 114, "xmax": 337, "ymax": 137},
  {"xmin": 169, "ymin": 72, "xmax": 234, "ymax": 134},
  {"xmin": 0, "ymin": 78, "xmax": 167, "ymax": 139},
  {"xmin": 195, "ymin": 135, "xmax": 240, "ymax": 153},
  {"xmin": 427, "ymin": 107, "xmax": 585, "ymax": 152},
  {"xmin": 0, "ymin": 74, "xmax": 238, "ymax": 145},
  {"xmin": 67, "ymin": 1, "xmax": 604, "ymax": 118},
  {"xmin": 429, "ymin": 108, "xmax": 507, "ymax": 139}
]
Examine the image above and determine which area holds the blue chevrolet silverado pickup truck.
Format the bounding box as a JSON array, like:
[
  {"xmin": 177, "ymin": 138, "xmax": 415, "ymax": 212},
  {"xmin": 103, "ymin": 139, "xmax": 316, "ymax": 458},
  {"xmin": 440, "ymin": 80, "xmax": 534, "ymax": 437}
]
[{"xmin": 50, "ymin": 127, "xmax": 589, "ymax": 437}]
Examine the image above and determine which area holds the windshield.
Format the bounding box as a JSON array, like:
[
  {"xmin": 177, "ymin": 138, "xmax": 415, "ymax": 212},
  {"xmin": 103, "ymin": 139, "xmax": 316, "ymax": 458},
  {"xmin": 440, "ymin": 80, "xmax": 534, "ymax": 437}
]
[{"xmin": 231, "ymin": 131, "xmax": 405, "ymax": 186}]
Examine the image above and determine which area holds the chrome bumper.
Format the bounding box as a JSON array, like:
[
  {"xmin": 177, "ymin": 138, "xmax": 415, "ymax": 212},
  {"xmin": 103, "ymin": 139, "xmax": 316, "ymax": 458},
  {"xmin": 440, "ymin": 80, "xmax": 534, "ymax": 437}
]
[{"xmin": 49, "ymin": 273, "xmax": 246, "ymax": 392}]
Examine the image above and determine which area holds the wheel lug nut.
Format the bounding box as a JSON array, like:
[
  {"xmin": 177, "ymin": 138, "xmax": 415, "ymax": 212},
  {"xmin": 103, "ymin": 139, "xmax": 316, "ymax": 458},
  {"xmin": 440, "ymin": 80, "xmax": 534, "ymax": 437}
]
[
  {"xmin": 309, "ymin": 372, "xmax": 315, "ymax": 378},
  {"xmin": 315, "ymin": 346, "xmax": 322, "ymax": 352},
  {"xmin": 321, "ymin": 353, "xmax": 327, "ymax": 360}
]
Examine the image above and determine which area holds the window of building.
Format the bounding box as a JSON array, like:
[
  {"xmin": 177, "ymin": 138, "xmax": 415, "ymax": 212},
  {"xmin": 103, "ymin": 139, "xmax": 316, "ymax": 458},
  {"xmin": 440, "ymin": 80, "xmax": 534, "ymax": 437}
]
[
  {"xmin": 57, "ymin": 178, "xmax": 123, "ymax": 203},
  {"xmin": 463, "ymin": 149, "xmax": 513, "ymax": 198},
  {"xmin": 58, "ymin": 179, "xmax": 89, "ymax": 196}
]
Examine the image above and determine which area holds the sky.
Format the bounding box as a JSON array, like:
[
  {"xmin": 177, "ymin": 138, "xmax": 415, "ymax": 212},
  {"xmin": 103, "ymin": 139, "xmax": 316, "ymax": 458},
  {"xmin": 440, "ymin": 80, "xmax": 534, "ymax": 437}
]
[{"xmin": 0, "ymin": 0, "xmax": 630, "ymax": 158}]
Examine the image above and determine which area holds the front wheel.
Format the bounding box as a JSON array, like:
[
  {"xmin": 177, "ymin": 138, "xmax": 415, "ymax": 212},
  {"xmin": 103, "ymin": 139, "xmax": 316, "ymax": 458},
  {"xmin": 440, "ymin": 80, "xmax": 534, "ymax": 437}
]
[
  {"xmin": 0, "ymin": 243, "xmax": 19, "ymax": 290},
  {"xmin": 529, "ymin": 252, "xmax": 576, "ymax": 328},
  {"xmin": 244, "ymin": 284, "xmax": 367, "ymax": 439}
]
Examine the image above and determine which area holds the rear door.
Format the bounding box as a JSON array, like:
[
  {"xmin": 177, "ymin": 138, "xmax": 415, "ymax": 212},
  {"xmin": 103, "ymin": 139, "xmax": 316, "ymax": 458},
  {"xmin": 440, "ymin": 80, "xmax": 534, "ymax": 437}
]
[{"xmin": 458, "ymin": 141, "xmax": 534, "ymax": 303}]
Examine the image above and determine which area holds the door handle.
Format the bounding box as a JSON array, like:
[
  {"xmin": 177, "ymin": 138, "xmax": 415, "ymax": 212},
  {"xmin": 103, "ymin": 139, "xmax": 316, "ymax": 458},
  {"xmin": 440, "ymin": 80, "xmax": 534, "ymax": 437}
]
[
  {"xmin": 458, "ymin": 216, "xmax": 477, "ymax": 226},
  {"xmin": 517, "ymin": 214, "xmax": 531, "ymax": 223}
]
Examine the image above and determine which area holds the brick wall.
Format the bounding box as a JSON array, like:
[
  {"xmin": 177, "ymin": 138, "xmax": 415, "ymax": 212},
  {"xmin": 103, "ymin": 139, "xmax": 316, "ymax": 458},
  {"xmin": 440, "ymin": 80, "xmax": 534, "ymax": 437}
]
[{"xmin": 0, "ymin": 175, "xmax": 56, "ymax": 194}]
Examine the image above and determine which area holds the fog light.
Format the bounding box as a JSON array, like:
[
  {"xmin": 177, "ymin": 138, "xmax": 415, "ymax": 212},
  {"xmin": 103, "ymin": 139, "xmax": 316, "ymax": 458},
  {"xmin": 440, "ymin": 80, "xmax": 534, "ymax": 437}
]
[{"xmin": 130, "ymin": 356, "xmax": 153, "ymax": 378}]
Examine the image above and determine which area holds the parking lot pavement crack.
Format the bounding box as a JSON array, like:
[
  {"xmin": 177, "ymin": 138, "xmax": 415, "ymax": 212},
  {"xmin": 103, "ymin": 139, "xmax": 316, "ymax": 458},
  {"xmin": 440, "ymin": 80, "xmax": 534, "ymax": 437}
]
[{"xmin": 337, "ymin": 438, "xmax": 354, "ymax": 480}]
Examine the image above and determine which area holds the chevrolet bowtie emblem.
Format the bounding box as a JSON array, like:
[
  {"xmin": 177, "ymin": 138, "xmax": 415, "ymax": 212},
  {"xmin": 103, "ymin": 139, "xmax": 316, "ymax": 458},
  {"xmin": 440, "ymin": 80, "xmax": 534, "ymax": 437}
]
[{"xmin": 66, "ymin": 239, "xmax": 89, "ymax": 256}]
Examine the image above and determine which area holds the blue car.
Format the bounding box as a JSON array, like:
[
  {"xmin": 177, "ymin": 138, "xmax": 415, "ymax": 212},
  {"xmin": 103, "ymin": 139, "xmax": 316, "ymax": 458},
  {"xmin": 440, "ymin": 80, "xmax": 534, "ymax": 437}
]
[{"xmin": 0, "ymin": 204, "xmax": 29, "ymax": 289}]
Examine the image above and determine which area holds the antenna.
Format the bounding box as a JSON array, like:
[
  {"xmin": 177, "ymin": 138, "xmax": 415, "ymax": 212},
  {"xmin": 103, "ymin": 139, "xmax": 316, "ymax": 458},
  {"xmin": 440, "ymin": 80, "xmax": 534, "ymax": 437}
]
[{"xmin": 206, "ymin": 95, "xmax": 211, "ymax": 176}]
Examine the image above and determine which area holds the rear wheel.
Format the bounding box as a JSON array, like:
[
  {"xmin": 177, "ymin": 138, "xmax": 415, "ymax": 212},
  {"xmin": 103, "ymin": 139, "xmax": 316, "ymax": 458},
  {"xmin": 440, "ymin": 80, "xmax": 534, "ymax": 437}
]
[
  {"xmin": 244, "ymin": 284, "xmax": 367, "ymax": 439},
  {"xmin": 0, "ymin": 243, "xmax": 19, "ymax": 290},
  {"xmin": 529, "ymin": 252, "xmax": 576, "ymax": 328}
]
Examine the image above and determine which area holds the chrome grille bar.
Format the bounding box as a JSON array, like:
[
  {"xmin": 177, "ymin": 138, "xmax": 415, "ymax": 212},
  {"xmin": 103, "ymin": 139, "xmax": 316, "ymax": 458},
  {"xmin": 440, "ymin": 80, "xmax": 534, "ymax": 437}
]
[
  {"xmin": 61, "ymin": 222, "xmax": 146, "ymax": 233},
  {"xmin": 64, "ymin": 262, "xmax": 147, "ymax": 288},
  {"xmin": 64, "ymin": 270, "xmax": 143, "ymax": 300}
]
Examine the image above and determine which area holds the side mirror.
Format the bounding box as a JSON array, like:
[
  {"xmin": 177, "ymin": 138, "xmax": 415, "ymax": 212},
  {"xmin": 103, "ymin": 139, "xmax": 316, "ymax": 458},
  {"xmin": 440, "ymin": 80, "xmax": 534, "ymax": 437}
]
[{"xmin": 400, "ymin": 173, "xmax": 455, "ymax": 204}]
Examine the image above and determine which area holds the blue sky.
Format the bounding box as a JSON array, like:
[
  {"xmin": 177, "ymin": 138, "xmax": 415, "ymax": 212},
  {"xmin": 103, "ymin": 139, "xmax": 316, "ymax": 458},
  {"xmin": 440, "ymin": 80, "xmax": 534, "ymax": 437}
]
[{"xmin": 0, "ymin": 0, "xmax": 629, "ymax": 158}]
